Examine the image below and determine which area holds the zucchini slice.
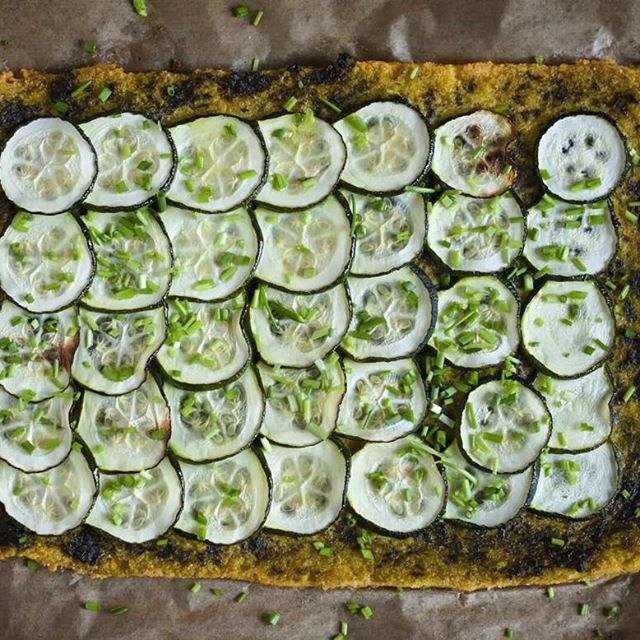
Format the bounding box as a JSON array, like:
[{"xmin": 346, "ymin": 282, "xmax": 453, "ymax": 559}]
[
  {"xmin": 156, "ymin": 295, "xmax": 250, "ymax": 387},
  {"xmin": 86, "ymin": 457, "xmax": 183, "ymax": 543},
  {"xmin": 431, "ymin": 110, "xmax": 516, "ymax": 198},
  {"xmin": 0, "ymin": 386, "xmax": 73, "ymax": 472},
  {"xmin": 0, "ymin": 211, "xmax": 94, "ymax": 313},
  {"xmin": 346, "ymin": 435, "xmax": 445, "ymax": 535},
  {"xmin": 530, "ymin": 442, "xmax": 619, "ymax": 519},
  {"xmin": 264, "ymin": 439, "xmax": 347, "ymax": 535},
  {"xmin": 72, "ymin": 306, "xmax": 166, "ymax": 395},
  {"xmin": 336, "ymin": 358, "xmax": 427, "ymax": 442},
  {"xmin": 341, "ymin": 266, "xmax": 436, "ymax": 361},
  {"xmin": 76, "ymin": 375, "xmax": 170, "ymax": 472},
  {"xmin": 536, "ymin": 114, "xmax": 627, "ymax": 203},
  {"xmin": 253, "ymin": 195, "xmax": 352, "ymax": 292},
  {"xmin": 249, "ymin": 283, "xmax": 350, "ymax": 368},
  {"xmin": 164, "ymin": 367, "xmax": 263, "ymax": 462},
  {"xmin": 257, "ymin": 356, "xmax": 345, "ymax": 447},
  {"xmin": 80, "ymin": 112, "xmax": 175, "ymax": 209},
  {"xmin": 162, "ymin": 205, "xmax": 258, "ymax": 301},
  {"xmin": 333, "ymin": 101, "xmax": 431, "ymax": 193},
  {"xmin": 0, "ymin": 449, "xmax": 96, "ymax": 535},
  {"xmin": 257, "ymin": 113, "xmax": 346, "ymax": 210},
  {"xmin": 429, "ymin": 275, "xmax": 519, "ymax": 368},
  {"xmin": 175, "ymin": 449, "xmax": 270, "ymax": 544},
  {"xmin": 459, "ymin": 379, "xmax": 551, "ymax": 474},
  {"xmin": 443, "ymin": 441, "xmax": 534, "ymax": 527},
  {"xmin": 82, "ymin": 208, "xmax": 172, "ymax": 311},
  {"xmin": 523, "ymin": 197, "xmax": 617, "ymax": 277},
  {"xmin": 0, "ymin": 301, "xmax": 78, "ymax": 402},
  {"xmin": 427, "ymin": 191, "xmax": 525, "ymax": 272},
  {"xmin": 521, "ymin": 279, "xmax": 614, "ymax": 378},
  {"xmin": 166, "ymin": 116, "xmax": 266, "ymax": 213},
  {"xmin": 533, "ymin": 367, "xmax": 613, "ymax": 452},
  {"xmin": 343, "ymin": 189, "xmax": 426, "ymax": 276},
  {"xmin": 0, "ymin": 117, "xmax": 97, "ymax": 215}
]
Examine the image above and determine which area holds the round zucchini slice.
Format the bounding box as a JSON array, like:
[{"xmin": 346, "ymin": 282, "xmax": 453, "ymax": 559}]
[
  {"xmin": 175, "ymin": 449, "xmax": 270, "ymax": 544},
  {"xmin": 164, "ymin": 367, "xmax": 263, "ymax": 462},
  {"xmin": 336, "ymin": 358, "xmax": 427, "ymax": 442},
  {"xmin": 431, "ymin": 110, "xmax": 516, "ymax": 198},
  {"xmin": 264, "ymin": 439, "xmax": 347, "ymax": 535},
  {"xmin": 257, "ymin": 113, "xmax": 346, "ymax": 210},
  {"xmin": 80, "ymin": 112, "xmax": 175, "ymax": 209},
  {"xmin": 76, "ymin": 375, "xmax": 170, "ymax": 472},
  {"xmin": 333, "ymin": 101, "xmax": 431, "ymax": 193},
  {"xmin": 429, "ymin": 275, "xmax": 519, "ymax": 369},
  {"xmin": 0, "ymin": 301, "xmax": 78, "ymax": 402},
  {"xmin": 442, "ymin": 441, "xmax": 534, "ymax": 527},
  {"xmin": 0, "ymin": 386, "xmax": 73, "ymax": 472},
  {"xmin": 341, "ymin": 266, "xmax": 436, "ymax": 361},
  {"xmin": 72, "ymin": 306, "xmax": 166, "ymax": 395},
  {"xmin": 86, "ymin": 457, "xmax": 183, "ymax": 543},
  {"xmin": 0, "ymin": 449, "xmax": 96, "ymax": 535},
  {"xmin": 536, "ymin": 114, "xmax": 627, "ymax": 203},
  {"xmin": 533, "ymin": 367, "xmax": 613, "ymax": 452},
  {"xmin": 347, "ymin": 435, "xmax": 445, "ymax": 535},
  {"xmin": 162, "ymin": 205, "xmax": 258, "ymax": 301},
  {"xmin": 530, "ymin": 442, "xmax": 619, "ymax": 519},
  {"xmin": 523, "ymin": 197, "xmax": 617, "ymax": 277},
  {"xmin": 0, "ymin": 211, "xmax": 93, "ymax": 313},
  {"xmin": 0, "ymin": 117, "xmax": 97, "ymax": 214},
  {"xmin": 253, "ymin": 195, "xmax": 352, "ymax": 292},
  {"xmin": 343, "ymin": 189, "xmax": 426, "ymax": 276},
  {"xmin": 166, "ymin": 116, "xmax": 266, "ymax": 213},
  {"xmin": 82, "ymin": 208, "xmax": 172, "ymax": 311},
  {"xmin": 257, "ymin": 356, "xmax": 345, "ymax": 447},
  {"xmin": 427, "ymin": 191, "xmax": 525, "ymax": 272},
  {"xmin": 521, "ymin": 279, "xmax": 614, "ymax": 378},
  {"xmin": 459, "ymin": 379, "xmax": 551, "ymax": 474},
  {"xmin": 156, "ymin": 295, "xmax": 250, "ymax": 387},
  {"xmin": 249, "ymin": 283, "xmax": 350, "ymax": 368}
]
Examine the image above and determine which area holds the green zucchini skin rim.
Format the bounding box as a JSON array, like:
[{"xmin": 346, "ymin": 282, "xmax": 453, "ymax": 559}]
[
  {"xmin": 425, "ymin": 190, "xmax": 528, "ymax": 276},
  {"xmin": 456, "ymin": 376, "xmax": 553, "ymax": 476},
  {"xmin": 173, "ymin": 446, "xmax": 273, "ymax": 546},
  {"xmin": 166, "ymin": 114, "xmax": 270, "ymax": 215},
  {"xmin": 333, "ymin": 98, "xmax": 434, "ymax": 197},
  {"xmin": 164, "ymin": 363, "xmax": 265, "ymax": 462},
  {"xmin": 0, "ymin": 210, "xmax": 97, "ymax": 313},
  {"xmin": 0, "ymin": 116, "xmax": 99, "ymax": 215},
  {"xmin": 77, "ymin": 110, "xmax": 178, "ymax": 213},
  {"xmin": 527, "ymin": 441, "xmax": 622, "ymax": 522},
  {"xmin": 522, "ymin": 197, "xmax": 619, "ymax": 279},
  {"xmin": 519, "ymin": 275, "xmax": 616, "ymax": 380},
  {"xmin": 534, "ymin": 110, "xmax": 630, "ymax": 205},
  {"xmin": 250, "ymin": 190, "xmax": 356, "ymax": 294},
  {"xmin": 262, "ymin": 436, "xmax": 351, "ymax": 538},
  {"xmin": 78, "ymin": 209, "xmax": 175, "ymax": 314},
  {"xmin": 430, "ymin": 109, "xmax": 518, "ymax": 199},
  {"xmin": 339, "ymin": 264, "xmax": 439, "ymax": 363}
]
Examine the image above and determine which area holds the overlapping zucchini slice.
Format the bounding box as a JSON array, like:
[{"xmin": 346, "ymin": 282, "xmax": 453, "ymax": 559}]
[
  {"xmin": 175, "ymin": 449, "xmax": 270, "ymax": 544},
  {"xmin": 333, "ymin": 102, "xmax": 431, "ymax": 193},
  {"xmin": 162, "ymin": 206, "xmax": 258, "ymax": 301},
  {"xmin": 253, "ymin": 195, "xmax": 352, "ymax": 292},
  {"xmin": 167, "ymin": 116, "xmax": 267, "ymax": 213},
  {"xmin": 0, "ymin": 211, "xmax": 94, "ymax": 313},
  {"xmin": 0, "ymin": 117, "xmax": 97, "ymax": 214},
  {"xmin": 342, "ymin": 266, "xmax": 436, "ymax": 361},
  {"xmin": 156, "ymin": 295, "xmax": 249, "ymax": 387},
  {"xmin": 80, "ymin": 112, "xmax": 176, "ymax": 209},
  {"xmin": 257, "ymin": 113, "xmax": 346, "ymax": 209}
]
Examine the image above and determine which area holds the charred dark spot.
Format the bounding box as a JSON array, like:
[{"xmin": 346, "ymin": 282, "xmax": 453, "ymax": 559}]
[
  {"xmin": 197, "ymin": 541, "xmax": 224, "ymax": 563},
  {"xmin": 62, "ymin": 528, "xmax": 105, "ymax": 565},
  {"xmin": 464, "ymin": 81, "xmax": 477, "ymax": 93},
  {"xmin": 240, "ymin": 532, "xmax": 271, "ymax": 561},
  {"xmin": 217, "ymin": 71, "xmax": 273, "ymax": 98},
  {"xmin": 543, "ymin": 83, "xmax": 568, "ymax": 103},
  {"xmin": 164, "ymin": 79, "xmax": 198, "ymax": 109},
  {"xmin": 0, "ymin": 102, "xmax": 41, "ymax": 133},
  {"xmin": 301, "ymin": 53, "xmax": 353, "ymax": 86},
  {"xmin": 508, "ymin": 139, "xmax": 541, "ymax": 207},
  {"xmin": 0, "ymin": 509, "xmax": 29, "ymax": 547},
  {"xmin": 609, "ymin": 92, "xmax": 637, "ymax": 117},
  {"xmin": 49, "ymin": 70, "xmax": 79, "ymax": 106}
]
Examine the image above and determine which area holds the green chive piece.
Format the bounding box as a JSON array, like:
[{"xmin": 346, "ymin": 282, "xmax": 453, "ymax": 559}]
[
  {"xmin": 109, "ymin": 606, "xmax": 129, "ymax": 615},
  {"xmin": 504, "ymin": 629, "xmax": 514, "ymax": 639},
  {"xmin": 83, "ymin": 40, "xmax": 97, "ymax": 54},
  {"xmin": 546, "ymin": 586, "xmax": 555, "ymax": 600},
  {"xmin": 579, "ymin": 603, "xmax": 590, "ymax": 616},
  {"xmin": 132, "ymin": 0, "xmax": 147, "ymax": 17},
  {"xmin": 70, "ymin": 80, "xmax": 93, "ymax": 99},
  {"xmin": 236, "ymin": 591, "xmax": 248, "ymax": 604},
  {"xmin": 318, "ymin": 96, "xmax": 342, "ymax": 113},
  {"xmin": 210, "ymin": 587, "xmax": 224, "ymax": 596},
  {"xmin": 97, "ymin": 87, "xmax": 112, "ymax": 102},
  {"xmin": 265, "ymin": 612, "xmax": 281, "ymax": 626},
  {"xmin": 190, "ymin": 582, "xmax": 201, "ymax": 593},
  {"xmin": 252, "ymin": 10, "xmax": 264, "ymax": 26},
  {"xmin": 234, "ymin": 5, "xmax": 249, "ymax": 17},
  {"xmin": 622, "ymin": 385, "xmax": 636, "ymax": 403},
  {"xmin": 54, "ymin": 101, "xmax": 70, "ymax": 114},
  {"xmin": 550, "ymin": 537, "xmax": 565, "ymax": 547},
  {"xmin": 283, "ymin": 96, "xmax": 298, "ymax": 112},
  {"xmin": 83, "ymin": 601, "xmax": 101, "ymax": 612}
]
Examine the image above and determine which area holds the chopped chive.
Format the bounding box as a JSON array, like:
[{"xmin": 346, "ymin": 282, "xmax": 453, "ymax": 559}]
[
  {"xmin": 318, "ymin": 96, "xmax": 342, "ymax": 113},
  {"xmin": 70, "ymin": 80, "xmax": 93, "ymax": 99},
  {"xmin": 283, "ymin": 96, "xmax": 298, "ymax": 112},
  {"xmin": 83, "ymin": 601, "xmax": 101, "ymax": 612},
  {"xmin": 624, "ymin": 209, "xmax": 638, "ymax": 224},
  {"xmin": 504, "ymin": 629, "xmax": 514, "ymax": 639},
  {"xmin": 53, "ymin": 101, "xmax": 70, "ymax": 114},
  {"xmin": 83, "ymin": 40, "xmax": 97, "ymax": 54},
  {"xmin": 622, "ymin": 385, "xmax": 636, "ymax": 403},
  {"xmin": 109, "ymin": 606, "xmax": 129, "ymax": 615},
  {"xmin": 132, "ymin": 0, "xmax": 147, "ymax": 17},
  {"xmin": 190, "ymin": 582, "xmax": 201, "ymax": 593},
  {"xmin": 252, "ymin": 10, "xmax": 264, "ymax": 26},
  {"xmin": 265, "ymin": 611, "xmax": 281, "ymax": 626},
  {"xmin": 546, "ymin": 586, "xmax": 555, "ymax": 600},
  {"xmin": 234, "ymin": 5, "xmax": 249, "ymax": 17},
  {"xmin": 210, "ymin": 587, "xmax": 224, "ymax": 596},
  {"xmin": 550, "ymin": 537, "xmax": 565, "ymax": 547},
  {"xmin": 579, "ymin": 603, "xmax": 590, "ymax": 616},
  {"xmin": 235, "ymin": 591, "xmax": 248, "ymax": 604},
  {"xmin": 251, "ymin": 57, "xmax": 260, "ymax": 72},
  {"xmin": 97, "ymin": 86, "xmax": 112, "ymax": 102}
]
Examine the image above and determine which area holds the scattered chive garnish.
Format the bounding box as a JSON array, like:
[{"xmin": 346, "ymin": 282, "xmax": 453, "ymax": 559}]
[{"xmin": 132, "ymin": 0, "xmax": 147, "ymax": 17}]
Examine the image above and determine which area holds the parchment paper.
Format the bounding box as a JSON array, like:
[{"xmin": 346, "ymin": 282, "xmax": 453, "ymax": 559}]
[{"xmin": 0, "ymin": 1, "xmax": 639, "ymax": 638}]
